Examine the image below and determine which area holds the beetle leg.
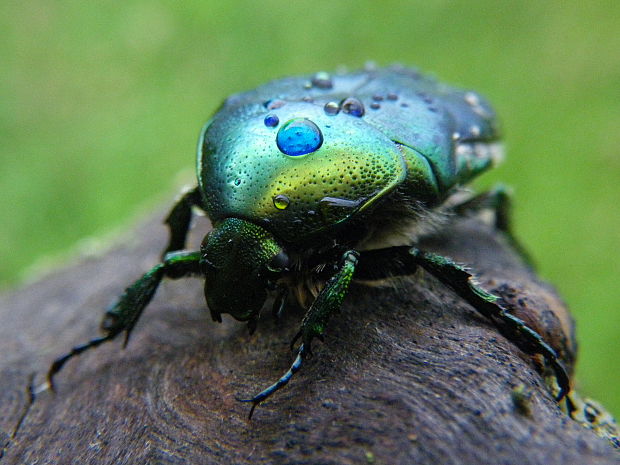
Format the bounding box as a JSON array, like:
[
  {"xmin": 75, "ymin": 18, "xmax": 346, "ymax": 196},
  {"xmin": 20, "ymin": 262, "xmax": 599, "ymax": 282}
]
[
  {"xmin": 451, "ymin": 184, "xmax": 534, "ymax": 267},
  {"xmin": 46, "ymin": 250, "xmax": 202, "ymax": 390},
  {"xmin": 238, "ymin": 345, "xmax": 305, "ymax": 419},
  {"xmin": 408, "ymin": 247, "xmax": 569, "ymax": 400},
  {"xmin": 238, "ymin": 250, "xmax": 359, "ymax": 418},
  {"xmin": 356, "ymin": 245, "xmax": 569, "ymax": 400},
  {"xmin": 271, "ymin": 285, "xmax": 288, "ymax": 321},
  {"xmin": 163, "ymin": 186, "xmax": 202, "ymax": 257}
]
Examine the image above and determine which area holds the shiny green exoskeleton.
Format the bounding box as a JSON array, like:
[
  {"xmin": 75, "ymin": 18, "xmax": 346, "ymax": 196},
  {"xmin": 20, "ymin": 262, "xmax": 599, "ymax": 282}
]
[{"xmin": 46, "ymin": 66, "xmax": 617, "ymax": 439}]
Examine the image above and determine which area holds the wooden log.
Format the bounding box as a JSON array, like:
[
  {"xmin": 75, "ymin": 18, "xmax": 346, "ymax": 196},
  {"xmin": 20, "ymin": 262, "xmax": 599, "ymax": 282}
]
[{"xmin": 1, "ymin": 211, "xmax": 618, "ymax": 464}]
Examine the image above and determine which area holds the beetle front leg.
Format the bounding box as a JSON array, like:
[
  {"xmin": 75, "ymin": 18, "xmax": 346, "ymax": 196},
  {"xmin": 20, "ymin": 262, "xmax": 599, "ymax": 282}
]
[
  {"xmin": 163, "ymin": 186, "xmax": 202, "ymax": 257},
  {"xmin": 239, "ymin": 250, "xmax": 359, "ymax": 418},
  {"xmin": 408, "ymin": 247, "xmax": 569, "ymax": 400},
  {"xmin": 46, "ymin": 250, "xmax": 202, "ymax": 389}
]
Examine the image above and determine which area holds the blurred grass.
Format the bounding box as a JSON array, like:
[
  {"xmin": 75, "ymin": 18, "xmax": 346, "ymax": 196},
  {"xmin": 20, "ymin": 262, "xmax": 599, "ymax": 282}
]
[{"xmin": 1, "ymin": 0, "xmax": 619, "ymax": 416}]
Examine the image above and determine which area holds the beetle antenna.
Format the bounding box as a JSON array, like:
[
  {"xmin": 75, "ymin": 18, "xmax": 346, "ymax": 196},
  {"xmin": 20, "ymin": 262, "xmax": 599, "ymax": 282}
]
[{"xmin": 237, "ymin": 344, "xmax": 305, "ymax": 419}]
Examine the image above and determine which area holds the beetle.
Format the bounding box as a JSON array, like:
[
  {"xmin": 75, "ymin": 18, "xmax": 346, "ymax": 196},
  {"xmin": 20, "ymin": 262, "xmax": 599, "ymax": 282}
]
[{"xmin": 47, "ymin": 64, "xmax": 572, "ymax": 419}]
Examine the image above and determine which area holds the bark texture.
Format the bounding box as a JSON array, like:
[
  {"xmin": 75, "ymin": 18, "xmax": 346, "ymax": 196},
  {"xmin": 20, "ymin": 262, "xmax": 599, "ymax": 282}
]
[{"xmin": 1, "ymin": 212, "xmax": 618, "ymax": 465}]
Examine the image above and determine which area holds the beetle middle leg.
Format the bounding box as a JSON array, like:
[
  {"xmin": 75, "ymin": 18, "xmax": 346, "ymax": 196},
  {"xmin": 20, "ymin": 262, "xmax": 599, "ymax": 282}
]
[
  {"xmin": 46, "ymin": 250, "xmax": 202, "ymax": 389},
  {"xmin": 356, "ymin": 245, "xmax": 569, "ymax": 400},
  {"xmin": 239, "ymin": 250, "xmax": 359, "ymax": 418},
  {"xmin": 162, "ymin": 185, "xmax": 202, "ymax": 257}
]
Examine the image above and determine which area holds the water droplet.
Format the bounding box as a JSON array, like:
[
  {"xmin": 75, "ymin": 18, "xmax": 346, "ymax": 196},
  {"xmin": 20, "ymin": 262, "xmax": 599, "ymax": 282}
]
[
  {"xmin": 320, "ymin": 196, "xmax": 362, "ymax": 208},
  {"xmin": 470, "ymin": 125, "xmax": 481, "ymax": 137},
  {"xmin": 303, "ymin": 81, "xmax": 312, "ymax": 89},
  {"xmin": 364, "ymin": 61, "xmax": 378, "ymax": 71},
  {"xmin": 265, "ymin": 99, "xmax": 286, "ymax": 110},
  {"xmin": 276, "ymin": 118, "xmax": 323, "ymax": 156},
  {"xmin": 370, "ymin": 102, "xmax": 380, "ymax": 110},
  {"xmin": 311, "ymin": 71, "xmax": 333, "ymax": 89},
  {"xmin": 264, "ymin": 114, "xmax": 279, "ymax": 127},
  {"xmin": 387, "ymin": 93, "xmax": 398, "ymax": 101},
  {"xmin": 372, "ymin": 95, "xmax": 384, "ymax": 101},
  {"xmin": 452, "ymin": 132, "xmax": 461, "ymax": 141},
  {"xmin": 234, "ymin": 178, "xmax": 242, "ymax": 186},
  {"xmin": 302, "ymin": 96, "xmax": 313, "ymax": 103},
  {"xmin": 273, "ymin": 194, "xmax": 290, "ymax": 210},
  {"xmin": 464, "ymin": 92, "xmax": 480, "ymax": 106},
  {"xmin": 319, "ymin": 196, "xmax": 363, "ymax": 223},
  {"xmin": 400, "ymin": 102, "xmax": 409, "ymax": 108},
  {"xmin": 324, "ymin": 101, "xmax": 340, "ymax": 115},
  {"xmin": 341, "ymin": 97, "xmax": 365, "ymax": 117}
]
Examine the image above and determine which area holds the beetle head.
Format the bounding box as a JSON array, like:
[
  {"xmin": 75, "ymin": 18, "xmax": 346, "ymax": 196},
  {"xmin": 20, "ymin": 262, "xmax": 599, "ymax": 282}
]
[{"xmin": 200, "ymin": 218, "xmax": 288, "ymax": 322}]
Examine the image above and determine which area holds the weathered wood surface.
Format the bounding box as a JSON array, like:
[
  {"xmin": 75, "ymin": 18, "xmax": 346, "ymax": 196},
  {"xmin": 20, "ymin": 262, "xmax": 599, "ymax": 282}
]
[{"xmin": 1, "ymin": 212, "xmax": 618, "ymax": 465}]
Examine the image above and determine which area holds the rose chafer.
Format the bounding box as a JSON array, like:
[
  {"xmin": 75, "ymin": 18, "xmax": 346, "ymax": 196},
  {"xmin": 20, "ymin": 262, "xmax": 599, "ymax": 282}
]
[{"xmin": 48, "ymin": 66, "xmax": 611, "ymax": 432}]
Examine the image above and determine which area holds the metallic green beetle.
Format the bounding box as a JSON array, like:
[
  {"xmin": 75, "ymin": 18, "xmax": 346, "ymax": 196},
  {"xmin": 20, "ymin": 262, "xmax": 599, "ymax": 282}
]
[{"xmin": 48, "ymin": 65, "xmax": 571, "ymax": 419}]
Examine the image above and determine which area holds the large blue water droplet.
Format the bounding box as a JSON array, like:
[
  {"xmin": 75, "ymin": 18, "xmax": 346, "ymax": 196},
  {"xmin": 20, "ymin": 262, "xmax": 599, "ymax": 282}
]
[{"xmin": 276, "ymin": 118, "xmax": 323, "ymax": 156}]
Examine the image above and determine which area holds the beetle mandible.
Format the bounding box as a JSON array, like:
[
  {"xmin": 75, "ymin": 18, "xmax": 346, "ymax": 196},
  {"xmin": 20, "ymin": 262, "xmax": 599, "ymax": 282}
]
[{"xmin": 47, "ymin": 64, "xmax": 572, "ymax": 419}]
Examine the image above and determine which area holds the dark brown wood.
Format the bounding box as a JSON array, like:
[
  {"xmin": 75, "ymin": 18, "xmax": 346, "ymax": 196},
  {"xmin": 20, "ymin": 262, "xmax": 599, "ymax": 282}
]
[{"xmin": 1, "ymin": 212, "xmax": 618, "ymax": 465}]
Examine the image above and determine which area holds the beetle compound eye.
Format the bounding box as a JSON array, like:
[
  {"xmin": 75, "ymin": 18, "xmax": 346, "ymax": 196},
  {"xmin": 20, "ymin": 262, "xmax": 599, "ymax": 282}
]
[{"xmin": 276, "ymin": 118, "xmax": 323, "ymax": 156}]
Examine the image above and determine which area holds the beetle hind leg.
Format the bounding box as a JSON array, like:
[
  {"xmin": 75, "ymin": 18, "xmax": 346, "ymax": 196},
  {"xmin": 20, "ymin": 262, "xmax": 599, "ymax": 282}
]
[
  {"xmin": 408, "ymin": 247, "xmax": 569, "ymax": 400},
  {"xmin": 356, "ymin": 245, "xmax": 570, "ymax": 400}
]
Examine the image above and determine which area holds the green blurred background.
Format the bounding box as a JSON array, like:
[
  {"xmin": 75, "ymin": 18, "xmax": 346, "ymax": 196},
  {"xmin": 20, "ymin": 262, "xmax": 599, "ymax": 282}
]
[{"xmin": 2, "ymin": 1, "xmax": 619, "ymax": 415}]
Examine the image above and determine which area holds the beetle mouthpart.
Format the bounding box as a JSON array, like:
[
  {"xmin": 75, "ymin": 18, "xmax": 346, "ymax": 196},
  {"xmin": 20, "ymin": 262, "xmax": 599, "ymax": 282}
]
[{"xmin": 201, "ymin": 218, "xmax": 285, "ymax": 322}]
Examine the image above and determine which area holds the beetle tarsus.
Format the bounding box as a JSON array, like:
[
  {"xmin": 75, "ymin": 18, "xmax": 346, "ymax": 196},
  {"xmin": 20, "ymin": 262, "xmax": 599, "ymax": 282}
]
[
  {"xmin": 46, "ymin": 334, "xmax": 115, "ymax": 391},
  {"xmin": 237, "ymin": 344, "xmax": 305, "ymax": 419}
]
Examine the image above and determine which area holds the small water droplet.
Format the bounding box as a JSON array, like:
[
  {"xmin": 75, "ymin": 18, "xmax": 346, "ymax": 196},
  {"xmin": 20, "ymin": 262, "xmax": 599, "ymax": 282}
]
[
  {"xmin": 400, "ymin": 102, "xmax": 409, "ymax": 108},
  {"xmin": 387, "ymin": 93, "xmax": 398, "ymax": 101},
  {"xmin": 273, "ymin": 194, "xmax": 290, "ymax": 210},
  {"xmin": 234, "ymin": 178, "xmax": 242, "ymax": 186},
  {"xmin": 464, "ymin": 92, "xmax": 480, "ymax": 106},
  {"xmin": 470, "ymin": 125, "xmax": 481, "ymax": 137},
  {"xmin": 303, "ymin": 81, "xmax": 312, "ymax": 89},
  {"xmin": 324, "ymin": 102, "xmax": 339, "ymax": 115},
  {"xmin": 341, "ymin": 97, "xmax": 365, "ymax": 117},
  {"xmin": 370, "ymin": 102, "xmax": 380, "ymax": 110},
  {"xmin": 320, "ymin": 196, "xmax": 362, "ymax": 209},
  {"xmin": 364, "ymin": 61, "xmax": 378, "ymax": 71},
  {"xmin": 265, "ymin": 99, "xmax": 286, "ymax": 110},
  {"xmin": 452, "ymin": 132, "xmax": 461, "ymax": 141},
  {"xmin": 302, "ymin": 96, "xmax": 313, "ymax": 103},
  {"xmin": 372, "ymin": 95, "xmax": 384, "ymax": 101},
  {"xmin": 264, "ymin": 114, "xmax": 279, "ymax": 127},
  {"xmin": 311, "ymin": 71, "xmax": 333, "ymax": 89}
]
